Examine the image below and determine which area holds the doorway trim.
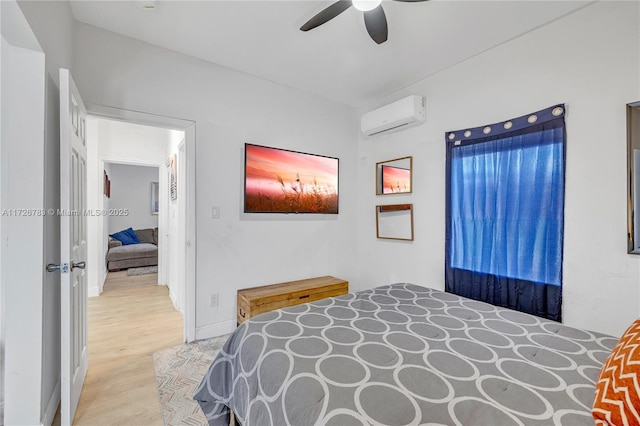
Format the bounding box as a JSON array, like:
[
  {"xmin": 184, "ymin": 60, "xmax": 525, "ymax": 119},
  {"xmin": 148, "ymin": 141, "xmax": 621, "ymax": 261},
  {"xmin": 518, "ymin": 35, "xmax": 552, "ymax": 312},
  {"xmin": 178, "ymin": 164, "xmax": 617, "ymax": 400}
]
[{"xmin": 88, "ymin": 105, "xmax": 197, "ymax": 342}]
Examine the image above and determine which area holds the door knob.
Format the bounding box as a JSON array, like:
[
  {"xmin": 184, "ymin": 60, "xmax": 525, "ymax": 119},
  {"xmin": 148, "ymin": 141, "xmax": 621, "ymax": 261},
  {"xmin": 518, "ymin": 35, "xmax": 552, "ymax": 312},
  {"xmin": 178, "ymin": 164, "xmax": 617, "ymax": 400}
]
[
  {"xmin": 71, "ymin": 261, "xmax": 86, "ymax": 270},
  {"xmin": 46, "ymin": 263, "xmax": 69, "ymax": 273}
]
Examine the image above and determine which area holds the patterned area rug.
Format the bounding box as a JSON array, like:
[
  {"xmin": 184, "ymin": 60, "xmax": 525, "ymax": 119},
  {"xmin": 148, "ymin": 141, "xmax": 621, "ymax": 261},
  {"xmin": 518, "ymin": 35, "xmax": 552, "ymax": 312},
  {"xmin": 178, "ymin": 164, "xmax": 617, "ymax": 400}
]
[
  {"xmin": 153, "ymin": 335, "xmax": 230, "ymax": 426},
  {"xmin": 127, "ymin": 265, "xmax": 158, "ymax": 276}
]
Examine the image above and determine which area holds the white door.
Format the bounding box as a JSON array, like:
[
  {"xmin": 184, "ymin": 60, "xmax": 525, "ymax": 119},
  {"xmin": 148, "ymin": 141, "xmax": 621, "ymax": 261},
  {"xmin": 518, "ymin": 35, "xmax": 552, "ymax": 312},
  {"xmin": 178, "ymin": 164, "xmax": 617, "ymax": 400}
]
[{"xmin": 59, "ymin": 68, "xmax": 88, "ymax": 425}]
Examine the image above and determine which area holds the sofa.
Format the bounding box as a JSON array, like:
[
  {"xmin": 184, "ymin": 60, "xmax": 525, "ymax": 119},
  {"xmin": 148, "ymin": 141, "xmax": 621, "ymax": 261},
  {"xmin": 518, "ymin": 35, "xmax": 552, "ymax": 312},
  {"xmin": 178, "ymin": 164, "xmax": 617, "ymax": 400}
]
[{"xmin": 107, "ymin": 227, "xmax": 158, "ymax": 271}]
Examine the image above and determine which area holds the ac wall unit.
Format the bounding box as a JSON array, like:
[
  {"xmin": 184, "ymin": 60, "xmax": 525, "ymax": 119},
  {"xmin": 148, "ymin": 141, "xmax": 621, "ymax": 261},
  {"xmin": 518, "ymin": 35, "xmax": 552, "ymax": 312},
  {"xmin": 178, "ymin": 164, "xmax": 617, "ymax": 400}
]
[{"xmin": 361, "ymin": 95, "xmax": 426, "ymax": 137}]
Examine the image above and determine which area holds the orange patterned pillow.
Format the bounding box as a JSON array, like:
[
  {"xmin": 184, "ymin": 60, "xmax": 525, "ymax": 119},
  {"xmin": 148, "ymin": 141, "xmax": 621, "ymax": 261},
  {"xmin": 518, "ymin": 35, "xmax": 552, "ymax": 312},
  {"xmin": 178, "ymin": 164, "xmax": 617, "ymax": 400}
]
[{"xmin": 593, "ymin": 319, "xmax": 640, "ymax": 426}]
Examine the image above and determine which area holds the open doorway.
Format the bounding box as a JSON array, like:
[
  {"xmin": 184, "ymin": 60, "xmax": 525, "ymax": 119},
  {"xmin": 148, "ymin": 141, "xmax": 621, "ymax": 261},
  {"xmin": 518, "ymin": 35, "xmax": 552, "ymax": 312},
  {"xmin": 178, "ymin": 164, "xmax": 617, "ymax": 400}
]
[
  {"xmin": 84, "ymin": 107, "xmax": 196, "ymax": 342},
  {"xmin": 86, "ymin": 115, "xmax": 189, "ymax": 315}
]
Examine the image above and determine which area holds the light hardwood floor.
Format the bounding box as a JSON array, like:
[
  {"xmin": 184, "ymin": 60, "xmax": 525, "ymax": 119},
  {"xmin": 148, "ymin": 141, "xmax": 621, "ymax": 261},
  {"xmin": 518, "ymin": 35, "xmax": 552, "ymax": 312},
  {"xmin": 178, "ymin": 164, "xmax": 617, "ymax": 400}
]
[{"xmin": 55, "ymin": 271, "xmax": 183, "ymax": 425}]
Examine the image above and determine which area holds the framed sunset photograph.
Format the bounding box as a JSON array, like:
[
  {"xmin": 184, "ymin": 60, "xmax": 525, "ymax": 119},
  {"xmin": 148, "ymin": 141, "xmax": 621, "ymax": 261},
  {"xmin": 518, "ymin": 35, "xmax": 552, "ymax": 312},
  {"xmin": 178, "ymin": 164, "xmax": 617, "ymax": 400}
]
[
  {"xmin": 381, "ymin": 164, "xmax": 411, "ymax": 194},
  {"xmin": 244, "ymin": 143, "xmax": 339, "ymax": 214}
]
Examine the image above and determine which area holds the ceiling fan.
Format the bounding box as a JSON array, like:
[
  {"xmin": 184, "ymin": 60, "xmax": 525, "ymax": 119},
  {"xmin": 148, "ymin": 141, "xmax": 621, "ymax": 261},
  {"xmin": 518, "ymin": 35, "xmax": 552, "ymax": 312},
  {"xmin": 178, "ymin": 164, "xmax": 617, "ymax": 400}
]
[{"xmin": 300, "ymin": 0, "xmax": 429, "ymax": 45}]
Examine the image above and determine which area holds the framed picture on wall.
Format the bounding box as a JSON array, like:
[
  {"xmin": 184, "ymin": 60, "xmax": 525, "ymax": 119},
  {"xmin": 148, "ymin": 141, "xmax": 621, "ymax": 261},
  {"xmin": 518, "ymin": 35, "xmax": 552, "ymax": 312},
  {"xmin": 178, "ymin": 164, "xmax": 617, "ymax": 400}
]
[
  {"xmin": 243, "ymin": 143, "xmax": 339, "ymax": 214},
  {"xmin": 170, "ymin": 154, "xmax": 177, "ymax": 202},
  {"xmin": 151, "ymin": 182, "xmax": 159, "ymax": 215}
]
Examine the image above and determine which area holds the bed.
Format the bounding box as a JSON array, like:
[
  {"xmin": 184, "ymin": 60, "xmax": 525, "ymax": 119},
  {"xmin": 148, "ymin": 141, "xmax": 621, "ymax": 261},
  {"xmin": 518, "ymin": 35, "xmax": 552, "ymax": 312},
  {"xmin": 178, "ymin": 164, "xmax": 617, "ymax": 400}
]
[{"xmin": 194, "ymin": 283, "xmax": 620, "ymax": 426}]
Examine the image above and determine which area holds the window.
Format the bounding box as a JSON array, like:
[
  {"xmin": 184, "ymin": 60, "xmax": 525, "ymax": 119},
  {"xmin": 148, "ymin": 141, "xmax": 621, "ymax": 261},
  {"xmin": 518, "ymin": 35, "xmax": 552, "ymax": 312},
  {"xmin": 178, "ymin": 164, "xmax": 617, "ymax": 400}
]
[{"xmin": 445, "ymin": 105, "xmax": 566, "ymax": 321}]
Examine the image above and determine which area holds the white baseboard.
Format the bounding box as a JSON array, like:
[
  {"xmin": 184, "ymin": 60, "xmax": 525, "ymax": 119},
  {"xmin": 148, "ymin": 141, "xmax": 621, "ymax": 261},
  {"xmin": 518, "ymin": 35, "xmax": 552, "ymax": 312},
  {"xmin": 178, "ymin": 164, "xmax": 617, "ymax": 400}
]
[
  {"xmin": 88, "ymin": 269, "xmax": 107, "ymax": 298},
  {"xmin": 169, "ymin": 288, "xmax": 178, "ymax": 311},
  {"xmin": 99, "ymin": 267, "xmax": 107, "ymax": 294},
  {"xmin": 41, "ymin": 376, "xmax": 60, "ymax": 426},
  {"xmin": 88, "ymin": 285, "xmax": 100, "ymax": 298},
  {"xmin": 195, "ymin": 320, "xmax": 236, "ymax": 341}
]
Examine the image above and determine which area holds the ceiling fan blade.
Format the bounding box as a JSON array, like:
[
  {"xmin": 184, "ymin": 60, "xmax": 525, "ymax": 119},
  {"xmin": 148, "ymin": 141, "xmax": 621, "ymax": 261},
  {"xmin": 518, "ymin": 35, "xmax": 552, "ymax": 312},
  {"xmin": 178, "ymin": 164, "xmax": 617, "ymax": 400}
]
[
  {"xmin": 363, "ymin": 4, "xmax": 388, "ymax": 44},
  {"xmin": 300, "ymin": 1, "xmax": 352, "ymax": 32}
]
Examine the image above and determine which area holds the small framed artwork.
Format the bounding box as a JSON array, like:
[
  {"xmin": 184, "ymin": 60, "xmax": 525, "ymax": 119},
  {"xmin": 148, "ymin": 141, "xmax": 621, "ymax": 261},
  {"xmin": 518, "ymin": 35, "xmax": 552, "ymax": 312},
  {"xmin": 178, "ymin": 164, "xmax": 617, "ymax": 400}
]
[
  {"xmin": 376, "ymin": 156, "xmax": 412, "ymax": 195},
  {"xmin": 170, "ymin": 154, "xmax": 177, "ymax": 202},
  {"xmin": 151, "ymin": 182, "xmax": 159, "ymax": 215}
]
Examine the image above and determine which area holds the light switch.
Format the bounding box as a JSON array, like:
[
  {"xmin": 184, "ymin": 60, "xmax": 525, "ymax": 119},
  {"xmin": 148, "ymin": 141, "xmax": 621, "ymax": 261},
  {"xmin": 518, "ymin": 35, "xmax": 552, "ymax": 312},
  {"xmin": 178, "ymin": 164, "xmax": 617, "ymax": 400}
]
[{"xmin": 211, "ymin": 206, "xmax": 220, "ymax": 219}]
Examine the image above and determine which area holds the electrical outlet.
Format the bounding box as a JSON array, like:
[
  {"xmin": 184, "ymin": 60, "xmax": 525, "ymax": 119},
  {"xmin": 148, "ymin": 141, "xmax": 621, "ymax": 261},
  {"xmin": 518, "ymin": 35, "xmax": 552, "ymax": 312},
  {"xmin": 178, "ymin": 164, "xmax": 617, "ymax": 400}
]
[{"xmin": 210, "ymin": 294, "xmax": 219, "ymax": 307}]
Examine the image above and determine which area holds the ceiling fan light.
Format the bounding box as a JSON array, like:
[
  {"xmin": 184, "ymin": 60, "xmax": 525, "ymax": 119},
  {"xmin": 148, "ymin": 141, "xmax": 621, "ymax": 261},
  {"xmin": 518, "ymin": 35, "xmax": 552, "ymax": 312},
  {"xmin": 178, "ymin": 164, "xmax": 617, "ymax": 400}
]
[{"xmin": 352, "ymin": 0, "xmax": 381, "ymax": 12}]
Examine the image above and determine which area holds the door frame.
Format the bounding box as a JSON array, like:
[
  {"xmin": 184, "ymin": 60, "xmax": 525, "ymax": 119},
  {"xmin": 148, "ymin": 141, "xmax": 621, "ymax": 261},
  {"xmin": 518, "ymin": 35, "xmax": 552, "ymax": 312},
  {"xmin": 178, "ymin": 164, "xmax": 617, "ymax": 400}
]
[{"xmin": 88, "ymin": 105, "xmax": 197, "ymax": 342}]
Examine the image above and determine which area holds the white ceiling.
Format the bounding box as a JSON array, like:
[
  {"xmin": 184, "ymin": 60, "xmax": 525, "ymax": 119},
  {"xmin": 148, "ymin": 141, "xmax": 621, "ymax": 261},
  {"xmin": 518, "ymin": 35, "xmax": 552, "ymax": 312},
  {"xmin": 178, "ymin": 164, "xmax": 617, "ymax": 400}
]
[{"xmin": 69, "ymin": 0, "xmax": 591, "ymax": 107}]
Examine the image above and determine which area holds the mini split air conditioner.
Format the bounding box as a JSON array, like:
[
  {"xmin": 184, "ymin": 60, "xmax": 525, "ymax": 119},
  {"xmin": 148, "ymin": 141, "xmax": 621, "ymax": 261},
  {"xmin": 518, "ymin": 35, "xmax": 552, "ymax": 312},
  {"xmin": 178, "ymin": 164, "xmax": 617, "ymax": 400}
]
[{"xmin": 361, "ymin": 95, "xmax": 426, "ymax": 137}]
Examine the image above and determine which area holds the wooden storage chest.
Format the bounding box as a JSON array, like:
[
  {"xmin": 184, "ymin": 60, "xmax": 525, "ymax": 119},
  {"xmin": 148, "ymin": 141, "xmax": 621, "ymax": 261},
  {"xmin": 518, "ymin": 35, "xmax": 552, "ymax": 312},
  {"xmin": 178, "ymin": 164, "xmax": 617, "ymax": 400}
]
[{"xmin": 237, "ymin": 276, "xmax": 349, "ymax": 324}]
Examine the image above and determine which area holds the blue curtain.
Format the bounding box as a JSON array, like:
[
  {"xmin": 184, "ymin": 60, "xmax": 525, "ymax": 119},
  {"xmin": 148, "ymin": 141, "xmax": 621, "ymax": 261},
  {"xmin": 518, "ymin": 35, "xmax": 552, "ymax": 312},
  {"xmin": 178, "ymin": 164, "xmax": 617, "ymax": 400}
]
[{"xmin": 445, "ymin": 105, "xmax": 565, "ymax": 321}]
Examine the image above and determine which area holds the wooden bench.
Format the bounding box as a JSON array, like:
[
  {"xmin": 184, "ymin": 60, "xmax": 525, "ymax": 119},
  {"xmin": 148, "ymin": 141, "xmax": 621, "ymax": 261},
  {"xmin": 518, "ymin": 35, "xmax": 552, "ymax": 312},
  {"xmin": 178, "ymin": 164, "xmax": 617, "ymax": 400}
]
[{"xmin": 237, "ymin": 276, "xmax": 349, "ymax": 324}]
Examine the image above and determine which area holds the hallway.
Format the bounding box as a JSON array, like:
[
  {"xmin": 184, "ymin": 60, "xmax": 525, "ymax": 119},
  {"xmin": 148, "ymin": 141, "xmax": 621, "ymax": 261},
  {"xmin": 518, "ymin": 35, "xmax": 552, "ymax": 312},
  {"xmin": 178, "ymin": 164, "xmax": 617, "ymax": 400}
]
[{"xmin": 57, "ymin": 271, "xmax": 183, "ymax": 425}]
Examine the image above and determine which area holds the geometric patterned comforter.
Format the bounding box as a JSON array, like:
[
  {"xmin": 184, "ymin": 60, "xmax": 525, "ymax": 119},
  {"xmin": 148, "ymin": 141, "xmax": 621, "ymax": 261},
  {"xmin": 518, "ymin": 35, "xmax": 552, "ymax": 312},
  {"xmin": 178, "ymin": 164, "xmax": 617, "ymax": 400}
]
[{"xmin": 194, "ymin": 283, "xmax": 618, "ymax": 426}]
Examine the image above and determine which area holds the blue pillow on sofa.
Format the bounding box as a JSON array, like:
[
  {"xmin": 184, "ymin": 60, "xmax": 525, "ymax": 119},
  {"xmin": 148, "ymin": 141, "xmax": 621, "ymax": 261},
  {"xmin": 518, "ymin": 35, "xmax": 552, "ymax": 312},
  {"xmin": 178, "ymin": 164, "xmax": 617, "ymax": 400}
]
[{"xmin": 109, "ymin": 227, "xmax": 140, "ymax": 245}]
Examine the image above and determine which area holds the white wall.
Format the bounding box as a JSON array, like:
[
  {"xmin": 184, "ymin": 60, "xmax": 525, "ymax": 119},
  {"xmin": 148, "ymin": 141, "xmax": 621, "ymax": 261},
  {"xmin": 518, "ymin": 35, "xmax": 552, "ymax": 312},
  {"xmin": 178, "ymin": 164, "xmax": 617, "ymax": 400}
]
[
  {"xmin": 107, "ymin": 163, "xmax": 159, "ymax": 234},
  {"xmin": 96, "ymin": 119, "xmax": 171, "ymax": 165},
  {"xmin": 356, "ymin": 1, "xmax": 640, "ymax": 338},
  {"xmin": 0, "ymin": 28, "xmax": 2, "ymax": 425},
  {"xmin": 0, "ymin": 16, "xmax": 46, "ymax": 426},
  {"xmin": 1, "ymin": 34, "xmax": 5, "ymax": 426},
  {"xmin": 73, "ymin": 22, "xmax": 359, "ymax": 339},
  {"xmin": 1, "ymin": 14, "xmax": 4, "ymax": 425}
]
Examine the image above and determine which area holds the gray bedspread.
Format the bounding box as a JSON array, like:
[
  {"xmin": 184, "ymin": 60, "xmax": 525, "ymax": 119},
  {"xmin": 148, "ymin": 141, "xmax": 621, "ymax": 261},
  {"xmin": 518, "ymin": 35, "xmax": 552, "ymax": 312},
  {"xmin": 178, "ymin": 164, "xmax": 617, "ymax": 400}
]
[{"xmin": 194, "ymin": 283, "xmax": 617, "ymax": 425}]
